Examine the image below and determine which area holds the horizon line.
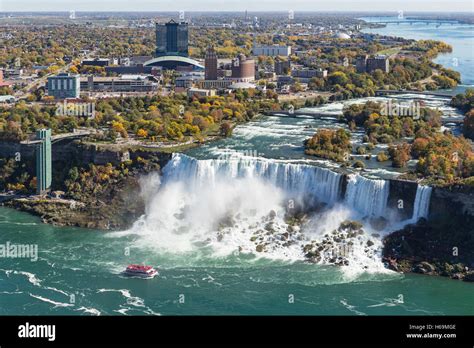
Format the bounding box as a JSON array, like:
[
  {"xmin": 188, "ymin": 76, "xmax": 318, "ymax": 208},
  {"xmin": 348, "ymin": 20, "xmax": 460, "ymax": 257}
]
[{"xmin": 1, "ymin": 11, "xmax": 472, "ymax": 13}]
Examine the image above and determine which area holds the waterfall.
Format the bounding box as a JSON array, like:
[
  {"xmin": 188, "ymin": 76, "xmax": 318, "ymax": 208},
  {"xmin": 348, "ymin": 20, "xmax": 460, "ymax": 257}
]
[
  {"xmin": 123, "ymin": 153, "xmax": 395, "ymax": 269},
  {"xmin": 163, "ymin": 153, "xmax": 343, "ymax": 205},
  {"xmin": 344, "ymin": 174, "xmax": 389, "ymax": 218},
  {"xmin": 164, "ymin": 154, "xmax": 396, "ymax": 217},
  {"xmin": 412, "ymin": 185, "xmax": 432, "ymax": 221}
]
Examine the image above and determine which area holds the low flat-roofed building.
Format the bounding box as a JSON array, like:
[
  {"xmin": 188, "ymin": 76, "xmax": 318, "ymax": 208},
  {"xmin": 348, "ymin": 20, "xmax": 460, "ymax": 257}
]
[
  {"xmin": 175, "ymin": 76, "xmax": 196, "ymax": 90},
  {"xmin": 253, "ymin": 45, "xmax": 291, "ymax": 57},
  {"xmin": 130, "ymin": 56, "xmax": 153, "ymax": 65},
  {"xmin": 4, "ymin": 68, "xmax": 23, "ymax": 79},
  {"xmin": 80, "ymin": 75, "xmax": 157, "ymax": 92},
  {"xmin": 275, "ymin": 59, "xmax": 291, "ymax": 75},
  {"xmin": 292, "ymin": 68, "xmax": 327, "ymax": 81},
  {"xmin": 187, "ymin": 88, "xmax": 216, "ymax": 98},
  {"xmin": 294, "ymin": 50, "xmax": 308, "ymax": 57},
  {"xmin": 260, "ymin": 71, "xmax": 276, "ymax": 80},
  {"xmin": 82, "ymin": 58, "xmax": 110, "ymax": 67},
  {"xmin": 277, "ymin": 75, "xmax": 294, "ymax": 88},
  {"xmin": 106, "ymin": 64, "xmax": 154, "ymax": 75},
  {"xmin": 198, "ymin": 79, "xmax": 234, "ymax": 90},
  {"xmin": 175, "ymin": 75, "xmax": 204, "ymax": 92},
  {"xmin": 0, "ymin": 69, "xmax": 12, "ymax": 87},
  {"xmin": 228, "ymin": 82, "xmax": 257, "ymax": 90}
]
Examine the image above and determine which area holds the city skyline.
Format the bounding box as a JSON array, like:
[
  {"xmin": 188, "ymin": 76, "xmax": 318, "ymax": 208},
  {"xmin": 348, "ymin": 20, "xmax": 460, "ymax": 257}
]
[{"xmin": 1, "ymin": 0, "xmax": 473, "ymax": 13}]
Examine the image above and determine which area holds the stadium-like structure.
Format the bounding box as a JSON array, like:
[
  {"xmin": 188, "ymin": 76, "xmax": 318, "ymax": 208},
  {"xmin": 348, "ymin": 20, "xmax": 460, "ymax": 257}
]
[{"xmin": 144, "ymin": 56, "xmax": 204, "ymax": 71}]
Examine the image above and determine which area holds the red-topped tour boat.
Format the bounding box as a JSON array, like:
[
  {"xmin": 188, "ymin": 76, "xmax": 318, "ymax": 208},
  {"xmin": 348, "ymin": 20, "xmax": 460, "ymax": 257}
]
[{"xmin": 122, "ymin": 264, "xmax": 158, "ymax": 278}]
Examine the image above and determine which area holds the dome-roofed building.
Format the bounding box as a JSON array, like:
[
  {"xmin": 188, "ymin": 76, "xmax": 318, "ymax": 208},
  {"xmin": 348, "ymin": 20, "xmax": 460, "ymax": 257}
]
[
  {"xmin": 143, "ymin": 56, "xmax": 204, "ymax": 71},
  {"xmin": 334, "ymin": 32, "xmax": 351, "ymax": 39}
]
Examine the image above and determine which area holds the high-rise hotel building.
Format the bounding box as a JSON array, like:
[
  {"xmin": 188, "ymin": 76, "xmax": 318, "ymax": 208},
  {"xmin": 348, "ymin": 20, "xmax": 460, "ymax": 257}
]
[{"xmin": 156, "ymin": 20, "xmax": 189, "ymax": 57}]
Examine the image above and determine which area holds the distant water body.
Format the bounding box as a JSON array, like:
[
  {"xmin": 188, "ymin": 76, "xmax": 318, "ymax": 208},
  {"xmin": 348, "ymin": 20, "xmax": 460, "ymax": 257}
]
[{"xmin": 361, "ymin": 16, "xmax": 474, "ymax": 93}]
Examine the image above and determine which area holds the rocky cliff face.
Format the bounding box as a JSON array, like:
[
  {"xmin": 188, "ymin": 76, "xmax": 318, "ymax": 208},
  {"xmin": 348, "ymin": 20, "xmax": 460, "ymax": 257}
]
[
  {"xmin": 0, "ymin": 142, "xmax": 34, "ymax": 159},
  {"xmin": 430, "ymin": 184, "xmax": 474, "ymax": 221},
  {"xmin": 0, "ymin": 140, "xmax": 172, "ymax": 168},
  {"xmin": 1, "ymin": 140, "xmax": 172, "ymax": 230},
  {"xmin": 7, "ymin": 173, "xmax": 145, "ymax": 230},
  {"xmin": 337, "ymin": 174, "xmax": 474, "ymax": 282},
  {"xmin": 387, "ymin": 179, "xmax": 418, "ymax": 221},
  {"xmin": 382, "ymin": 183, "xmax": 474, "ymax": 282}
]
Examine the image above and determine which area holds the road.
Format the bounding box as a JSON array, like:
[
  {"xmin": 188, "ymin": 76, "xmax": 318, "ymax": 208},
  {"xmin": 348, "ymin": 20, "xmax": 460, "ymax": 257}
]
[
  {"xmin": 14, "ymin": 63, "xmax": 73, "ymax": 99},
  {"xmin": 14, "ymin": 50, "xmax": 98, "ymax": 100}
]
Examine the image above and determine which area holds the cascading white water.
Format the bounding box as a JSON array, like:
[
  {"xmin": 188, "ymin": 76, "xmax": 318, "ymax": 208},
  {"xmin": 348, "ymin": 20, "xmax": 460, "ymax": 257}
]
[
  {"xmin": 344, "ymin": 174, "xmax": 389, "ymax": 218},
  {"xmin": 412, "ymin": 185, "xmax": 432, "ymax": 221},
  {"xmin": 163, "ymin": 153, "xmax": 343, "ymax": 205},
  {"xmin": 113, "ymin": 153, "xmax": 397, "ymax": 275}
]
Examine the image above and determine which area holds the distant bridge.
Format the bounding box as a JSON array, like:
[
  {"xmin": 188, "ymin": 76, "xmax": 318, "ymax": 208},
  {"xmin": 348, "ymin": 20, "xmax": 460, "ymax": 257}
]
[
  {"xmin": 375, "ymin": 90, "xmax": 455, "ymax": 98},
  {"xmin": 20, "ymin": 130, "xmax": 92, "ymax": 146},
  {"xmin": 370, "ymin": 20, "xmax": 459, "ymax": 26}
]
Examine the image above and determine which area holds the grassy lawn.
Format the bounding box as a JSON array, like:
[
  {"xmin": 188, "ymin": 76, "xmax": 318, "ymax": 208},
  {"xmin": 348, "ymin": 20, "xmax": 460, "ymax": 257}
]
[{"xmin": 377, "ymin": 47, "xmax": 402, "ymax": 56}]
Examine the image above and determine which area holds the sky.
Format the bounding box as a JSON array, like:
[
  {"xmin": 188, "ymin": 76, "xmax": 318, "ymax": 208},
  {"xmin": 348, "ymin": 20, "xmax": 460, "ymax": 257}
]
[{"xmin": 0, "ymin": 0, "xmax": 473, "ymax": 13}]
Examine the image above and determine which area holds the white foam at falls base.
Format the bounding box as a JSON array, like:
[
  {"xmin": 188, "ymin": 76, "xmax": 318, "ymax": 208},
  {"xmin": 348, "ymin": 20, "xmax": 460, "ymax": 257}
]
[
  {"xmin": 302, "ymin": 205, "xmax": 393, "ymax": 279},
  {"xmin": 412, "ymin": 185, "xmax": 432, "ymax": 222},
  {"xmin": 129, "ymin": 174, "xmax": 292, "ymax": 255},
  {"xmin": 345, "ymin": 174, "xmax": 389, "ymax": 218}
]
